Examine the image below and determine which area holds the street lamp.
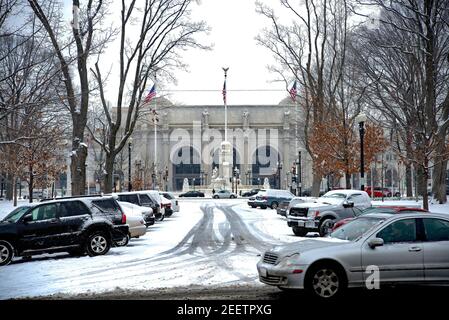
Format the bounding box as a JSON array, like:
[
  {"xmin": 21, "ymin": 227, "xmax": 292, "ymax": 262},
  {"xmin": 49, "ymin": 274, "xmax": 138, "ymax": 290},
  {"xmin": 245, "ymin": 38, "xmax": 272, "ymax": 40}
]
[
  {"xmin": 234, "ymin": 167, "xmax": 240, "ymax": 194},
  {"xmin": 356, "ymin": 113, "xmax": 367, "ymax": 191},
  {"xmin": 193, "ymin": 178, "xmax": 196, "ymax": 191},
  {"xmin": 128, "ymin": 137, "xmax": 133, "ymax": 191},
  {"xmin": 277, "ymin": 161, "xmax": 283, "ymax": 189}
]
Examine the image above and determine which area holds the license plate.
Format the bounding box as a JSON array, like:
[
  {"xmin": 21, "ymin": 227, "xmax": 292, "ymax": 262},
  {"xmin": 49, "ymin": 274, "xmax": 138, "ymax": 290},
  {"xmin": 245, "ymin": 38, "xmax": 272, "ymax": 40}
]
[
  {"xmin": 260, "ymin": 267, "xmax": 267, "ymax": 277},
  {"xmin": 306, "ymin": 221, "xmax": 315, "ymax": 228},
  {"xmin": 297, "ymin": 221, "xmax": 305, "ymax": 227}
]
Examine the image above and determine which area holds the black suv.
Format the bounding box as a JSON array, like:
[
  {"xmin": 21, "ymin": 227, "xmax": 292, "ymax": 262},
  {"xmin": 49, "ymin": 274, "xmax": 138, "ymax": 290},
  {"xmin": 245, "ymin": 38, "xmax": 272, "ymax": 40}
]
[{"xmin": 0, "ymin": 196, "xmax": 129, "ymax": 266}]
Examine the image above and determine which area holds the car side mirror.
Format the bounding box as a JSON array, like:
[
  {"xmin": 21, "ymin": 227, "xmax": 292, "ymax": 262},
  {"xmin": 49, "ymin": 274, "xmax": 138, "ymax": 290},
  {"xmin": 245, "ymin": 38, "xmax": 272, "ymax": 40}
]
[
  {"xmin": 343, "ymin": 200, "xmax": 354, "ymax": 208},
  {"xmin": 23, "ymin": 214, "xmax": 33, "ymax": 224},
  {"xmin": 368, "ymin": 237, "xmax": 384, "ymax": 249}
]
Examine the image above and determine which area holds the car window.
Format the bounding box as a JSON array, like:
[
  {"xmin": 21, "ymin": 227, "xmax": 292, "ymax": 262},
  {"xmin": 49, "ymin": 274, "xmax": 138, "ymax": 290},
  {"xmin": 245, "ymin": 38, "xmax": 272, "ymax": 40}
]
[
  {"xmin": 423, "ymin": 218, "xmax": 449, "ymax": 242},
  {"xmin": 118, "ymin": 194, "xmax": 139, "ymax": 205},
  {"xmin": 60, "ymin": 201, "xmax": 90, "ymax": 217},
  {"xmin": 162, "ymin": 193, "xmax": 174, "ymax": 200},
  {"xmin": 347, "ymin": 194, "xmax": 364, "ymax": 203},
  {"xmin": 376, "ymin": 218, "xmax": 417, "ymax": 243},
  {"xmin": 30, "ymin": 204, "xmax": 58, "ymax": 221},
  {"xmin": 139, "ymin": 194, "xmax": 154, "ymax": 206},
  {"xmin": 331, "ymin": 217, "xmax": 385, "ymax": 241},
  {"xmin": 3, "ymin": 206, "xmax": 32, "ymax": 223},
  {"xmin": 92, "ymin": 199, "xmax": 121, "ymax": 213}
]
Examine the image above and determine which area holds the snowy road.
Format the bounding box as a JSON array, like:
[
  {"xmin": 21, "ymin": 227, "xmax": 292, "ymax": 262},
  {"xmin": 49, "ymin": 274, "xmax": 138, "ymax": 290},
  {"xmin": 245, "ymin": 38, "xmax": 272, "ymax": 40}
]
[{"xmin": 0, "ymin": 199, "xmax": 299, "ymax": 299}]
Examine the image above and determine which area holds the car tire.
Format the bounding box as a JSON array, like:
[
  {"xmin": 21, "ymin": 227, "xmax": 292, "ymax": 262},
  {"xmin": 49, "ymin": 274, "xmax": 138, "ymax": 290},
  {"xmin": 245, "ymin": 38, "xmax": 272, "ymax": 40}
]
[
  {"xmin": 260, "ymin": 205, "xmax": 267, "ymax": 209},
  {"xmin": 292, "ymin": 226, "xmax": 308, "ymax": 237},
  {"xmin": 305, "ymin": 263, "xmax": 347, "ymax": 300},
  {"xmin": 115, "ymin": 234, "xmax": 130, "ymax": 247},
  {"xmin": 230, "ymin": 195, "xmax": 236, "ymax": 199},
  {"xmin": 0, "ymin": 240, "xmax": 14, "ymax": 266},
  {"xmin": 250, "ymin": 204, "xmax": 257, "ymax": 208},
  {"xmin": 271, "ymin": 202, "xmax": 279, "ymax": 209},
  {"xmin": 213, "ymin": 195, "xmax": 219, "ymax": 199},
  {"xmin": 318, "ymin": 218, "xmax": 335, "ymax": 237},
  {"xmin": 86, "ymin": 231, "xmax": 111, "ymax": 257}
]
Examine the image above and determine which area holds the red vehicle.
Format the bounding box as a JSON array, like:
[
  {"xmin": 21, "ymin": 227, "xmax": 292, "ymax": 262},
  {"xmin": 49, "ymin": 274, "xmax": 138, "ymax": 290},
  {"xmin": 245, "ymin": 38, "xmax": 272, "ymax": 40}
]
[
  {"xmin": 365, "ymin": 187, "xmax": 395, "ymax": 197},
  {"xmin": 332, "ymin": 206, "xmax": 429, "ymax": 231}
]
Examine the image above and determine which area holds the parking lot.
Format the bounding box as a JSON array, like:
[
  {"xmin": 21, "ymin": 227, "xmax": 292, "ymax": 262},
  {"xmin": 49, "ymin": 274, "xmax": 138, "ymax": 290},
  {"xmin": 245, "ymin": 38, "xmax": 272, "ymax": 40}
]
[{"xmin": 0, "ymin": 199, "xmax": 301, "ymax": 299}]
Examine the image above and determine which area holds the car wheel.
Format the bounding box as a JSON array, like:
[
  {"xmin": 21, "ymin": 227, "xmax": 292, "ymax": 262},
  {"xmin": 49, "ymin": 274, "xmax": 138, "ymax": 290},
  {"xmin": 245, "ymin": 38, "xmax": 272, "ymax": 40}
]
[
  {"xmin": 292, "ymin": 226, "xmax": 308, "ymax": 237},
  {"xmin": 271, "ymin": 202, "xmax": 278, "ymax": 209},
  {"xmin": 260, "ymin": 205, "xmax": 267, "ymax": 209},
  {"xmin": 250, "ymin": 205, "xmax": 257, "ymax": 208},
  {"xmin": 213, "ymin": 195, "xmax": 219, "ymax": 199},
  {"xmin": 230, "ymin": 195, "xmax": 236, "ymax": 199},
  {"xmin": 305, "ymin": 264, "xmax": 346, "ymax": 299},
  {"xmin": 318, "ymin": 218, "xmax": 335, "ymax": 237},
  {"xmin": 115, "ymin": 234, "xmax": 130, "ymax": 247},
  {"xmin": 86, "ymin": 231, "xmax": 111, "ymax": 257},
  {"xmin": 0, "ymin": 240, "xmax": 14, "ymax": 266}
]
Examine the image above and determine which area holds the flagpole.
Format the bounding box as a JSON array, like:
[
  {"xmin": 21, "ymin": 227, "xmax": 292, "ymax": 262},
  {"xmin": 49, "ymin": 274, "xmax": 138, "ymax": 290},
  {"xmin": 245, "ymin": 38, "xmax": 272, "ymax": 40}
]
[
  {"xmin": 222, "ymin": 67, "xmax": 229, "ymax": 142},
  {"xmin": 154, "ymin": 79, "xmax": 157, "ymax": 190}
]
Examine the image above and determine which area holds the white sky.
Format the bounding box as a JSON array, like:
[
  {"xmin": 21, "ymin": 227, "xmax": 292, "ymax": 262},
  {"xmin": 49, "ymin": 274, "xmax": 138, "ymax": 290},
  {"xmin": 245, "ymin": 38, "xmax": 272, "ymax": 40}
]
[
  {"xmin": 60, "ymin": 0, "xmax": 290, "ymax": 106},
  {"xmin": 167, "ymin": 0, "xmax": 288, "ymax": 105}
]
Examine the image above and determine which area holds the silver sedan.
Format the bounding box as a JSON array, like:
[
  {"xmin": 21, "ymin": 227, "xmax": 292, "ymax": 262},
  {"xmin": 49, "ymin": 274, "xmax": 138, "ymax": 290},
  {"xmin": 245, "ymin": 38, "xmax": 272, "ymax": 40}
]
[{"xmin": 257, "ymin": 212, "xmax": 449, "ymax": 299}]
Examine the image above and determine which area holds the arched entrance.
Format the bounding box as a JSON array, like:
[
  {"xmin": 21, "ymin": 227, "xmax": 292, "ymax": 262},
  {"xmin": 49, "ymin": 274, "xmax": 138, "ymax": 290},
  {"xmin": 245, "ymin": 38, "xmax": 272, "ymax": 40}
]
[
  {"xmin": 251, "ymin": 146, "xmax": 281, "ymax": 189},
  {"xmin": 172, "ymin": 147, "xmax": 201, "ymax": 191}
]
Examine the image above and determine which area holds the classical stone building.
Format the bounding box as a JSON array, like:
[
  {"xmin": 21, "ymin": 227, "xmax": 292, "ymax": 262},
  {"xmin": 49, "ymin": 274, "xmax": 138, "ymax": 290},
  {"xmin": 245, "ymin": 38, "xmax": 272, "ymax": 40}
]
[{"xmin": 117, "ymin": 97, "xmax": 313, "ymax": 192}]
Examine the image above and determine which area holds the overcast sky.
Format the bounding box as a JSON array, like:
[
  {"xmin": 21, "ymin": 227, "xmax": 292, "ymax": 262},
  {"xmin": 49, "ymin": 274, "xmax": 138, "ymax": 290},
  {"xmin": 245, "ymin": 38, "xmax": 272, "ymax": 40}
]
[{"xmin": 168, "ymin": 0, "xmax": 288, "ymax": 106}]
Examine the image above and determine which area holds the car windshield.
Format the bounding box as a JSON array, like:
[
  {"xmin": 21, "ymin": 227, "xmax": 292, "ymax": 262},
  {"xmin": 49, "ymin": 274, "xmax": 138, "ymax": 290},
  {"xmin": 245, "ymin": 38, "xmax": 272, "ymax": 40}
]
[
  {"xmin": 330, "ymin": 217, "xmax": 385, "ymax": 241},
  {"xmin": 322, "ymin": 193, "xmax": 346, "ymax": 199},
  {"xmin": 2, "ymin": 206, "xmax": 32, "ymax": 223}
]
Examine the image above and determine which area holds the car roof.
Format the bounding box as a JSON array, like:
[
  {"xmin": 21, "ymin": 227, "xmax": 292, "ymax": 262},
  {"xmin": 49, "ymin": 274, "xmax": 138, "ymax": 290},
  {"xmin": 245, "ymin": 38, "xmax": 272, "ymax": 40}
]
[
  {"xmin": 40, "ymin": 196, "xmax": 115, "ymax": 205},
  {"xmin": 363, "ymin": 212, "xmax": 447, "ymax": 220}
]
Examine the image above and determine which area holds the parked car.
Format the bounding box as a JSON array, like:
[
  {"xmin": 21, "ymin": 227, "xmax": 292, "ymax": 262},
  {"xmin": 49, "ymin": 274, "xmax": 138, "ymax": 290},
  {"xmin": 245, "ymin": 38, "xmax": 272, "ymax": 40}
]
[
  {"xmin": 365, "ymin": 186, "xmax": 396, "ymax": 197},
  {"xmin": 0, "ymin": 196, "xmax": 129, "ymax": 266},
  {"xmin": 179, "ymin": 191, "xmax": 205, "ymax": 197},
  {"xmin": 276, "ymin": 197, "xmax": 307, "ymax": 217},
  {"xmin": 159, "ymin": 196, "xmax": 173, "ymax": 217},
  {"xmin": 286, "ymin": 189, "xmax": 372, "ymax": 237},
  {"xmin": 118, "ymin": 201, "xmax": 154, "ymax": 227},
  {"xmin": 257, "ymin": 212, "xmax": 449, "ymax": 299},
  {"xmin": 300, "ymin": 188, "xmax": 325, "ymax": 197},
  {"xmin": 213, "ymin": 190, "xmax": 237, "ymax": 199},
  {"xmin": 332, "ymin": 206, "xmax": 429, "ymax": 231},
  {"xmin": 112, "ymin": 192, "xmax": 163, "ymax": 221},
  {"xmin": 115, "ymin": 204, "xmax": 147, "ymax": 246},
  {"xmin": 241, "ymin": 188, "xmax": 261, "ymax": 197},
  {"xmin": 249, "ymin": 189, "xmax": 295, "ymax": 209},
  {"xmin": 160, "ymin": 192, "xmax": 180, "ymax": 213}
]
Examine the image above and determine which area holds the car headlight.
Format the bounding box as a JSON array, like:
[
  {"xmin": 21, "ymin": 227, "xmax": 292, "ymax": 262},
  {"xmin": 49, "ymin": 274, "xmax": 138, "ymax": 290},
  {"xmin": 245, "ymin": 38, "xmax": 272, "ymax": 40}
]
[
  {"xmin": 307, "ymin": 209, "xmax": 320, "ymax": 218},
  {"xmin": 277, "ymin": 253, "xmax": 301, "ymax": 268}
]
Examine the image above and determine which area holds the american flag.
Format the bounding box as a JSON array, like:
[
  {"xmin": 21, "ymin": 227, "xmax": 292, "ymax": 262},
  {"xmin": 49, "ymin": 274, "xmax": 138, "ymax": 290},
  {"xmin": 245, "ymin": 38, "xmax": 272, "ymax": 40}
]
[
  {"xmin": 289, "ymin": 81, "xmax": 297, "ymax": 102},
  {"xmin": 222, "ymin": 79, "xmax": 227, "ymax": 104},
  {"xmin": 144, "ymin": 84, "xmax": 156, "ymax": 103}
]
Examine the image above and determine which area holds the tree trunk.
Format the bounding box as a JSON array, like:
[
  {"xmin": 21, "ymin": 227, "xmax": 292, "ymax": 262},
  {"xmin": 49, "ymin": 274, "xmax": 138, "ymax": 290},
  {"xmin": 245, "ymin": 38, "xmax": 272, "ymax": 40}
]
[
  {"xmin": 70, "ymin": 119, "xmax": 88, "ymax": 196},
  {"xmin": 5, "ymin": 173, "xmax": 13, "ymax": 200},
  {"xmin": 103, "ymin": 154, "xmax": 115, "ymax": 194},
  {"xmin": 405, "ymin": 163, "xmax": 413, "ymax": 197},
  {"xmin": 13, "ymin": 175, "xmax": 17, "ymax": 207},
  {"xmin": 28, "ymin": 165, "xmax": 34, "ymax": 203},
  {"xmin": 311, "ymin": 173, "xmax": 322, "ymax": 196},
  {"xmin": 417, "ymin": 165, "xmax": 427, "ymax": 196},
  {"xmin": 432, "ymin": 135, "xmax": 447, "ymax": 204},
  {"xmin": 345, "ymin": 171, "xmax": 351, "ymax": 189}
]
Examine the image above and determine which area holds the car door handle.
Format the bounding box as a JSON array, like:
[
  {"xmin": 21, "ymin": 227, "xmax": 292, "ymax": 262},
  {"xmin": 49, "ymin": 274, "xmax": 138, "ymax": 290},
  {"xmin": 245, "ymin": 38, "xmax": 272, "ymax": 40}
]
[
  {"xmin": 408, "ymin": 246, "xmax": 422, "ymax": 252},
  {"xmin": 50, "ymin": 218, "xmax": 60, "ymax": 224}
]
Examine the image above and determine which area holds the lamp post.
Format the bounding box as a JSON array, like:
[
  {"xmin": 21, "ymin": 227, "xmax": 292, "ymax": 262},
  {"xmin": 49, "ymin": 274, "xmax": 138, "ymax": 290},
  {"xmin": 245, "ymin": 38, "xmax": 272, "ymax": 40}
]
[
  {"xmin": 128, "ymin": 137, "xmax": 132, "ymax": 191},
  {"xmin": 234, "ymin": 167, "xmax": 239, "ymax": 194},
  {"xmin": 356, "ymin": 113, "xmax": 367, "ymax": 191},
  {"xmin": 286, "ymin": 171, "xmax": 291, "ymax": 192},
  {"xmin": 277, "ymin": 161, "xmax": 283, "ymax": 189},
  {"xmin": 200, "ymin": 169, "xmax": 204, "ymax": 186},
  {"xmin": 193, "ymin": 178, "xmax": 196, "ymax": 191},
  {"xmin": 257, "ymin": 177, "xmax": 261, "ymax": 188}
]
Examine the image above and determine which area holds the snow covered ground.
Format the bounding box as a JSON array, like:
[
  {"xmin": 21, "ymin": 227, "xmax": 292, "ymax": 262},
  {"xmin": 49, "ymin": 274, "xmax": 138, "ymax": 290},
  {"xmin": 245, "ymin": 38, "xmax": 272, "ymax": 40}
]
[
  {"xmin": 0, "ymin": 197, "xmax": 448, "ymax": 300},
  {"xmin": 0, "ymin": 199, "xmax": 301, "ymax": 299}
]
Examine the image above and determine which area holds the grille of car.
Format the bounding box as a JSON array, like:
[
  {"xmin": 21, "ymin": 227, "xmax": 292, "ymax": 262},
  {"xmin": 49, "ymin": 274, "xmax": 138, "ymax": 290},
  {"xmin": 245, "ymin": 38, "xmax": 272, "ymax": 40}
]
[
  {"xmin": 260, "ymin": 275, "xmax": 285, "ymax": 285},
  {"xmin": 289, "ymin": 207, "xmax": 308, "ymax": 217},
  {"xmin": 263, "ymin": 252, "xmax": 279, "ymax": 265}
]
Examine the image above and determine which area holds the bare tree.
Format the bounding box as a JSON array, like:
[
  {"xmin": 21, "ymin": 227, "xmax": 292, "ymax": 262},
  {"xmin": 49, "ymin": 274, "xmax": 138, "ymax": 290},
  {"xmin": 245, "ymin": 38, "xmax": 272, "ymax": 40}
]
[
  {"xmin": 256, "ymin": 0, "xmax": 355, "ymax": 195},
  {"xmin": 351, "ymin": 0, "xmax": 449, "ymax": 209},
  {"xmin": 88, "ymin": 0, "xmax": 209, "ymax": 193},
  {"xmin": 27, "ymin": 0, "xmax": 114, "ymax": 195}
]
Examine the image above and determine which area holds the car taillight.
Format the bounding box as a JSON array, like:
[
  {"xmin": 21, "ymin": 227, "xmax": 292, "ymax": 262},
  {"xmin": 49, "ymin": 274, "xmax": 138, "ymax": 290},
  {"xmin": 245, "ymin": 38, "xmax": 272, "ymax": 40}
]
[{"xmin": 121, "ymin": 213, "xmax": 127, "ymax": 224}]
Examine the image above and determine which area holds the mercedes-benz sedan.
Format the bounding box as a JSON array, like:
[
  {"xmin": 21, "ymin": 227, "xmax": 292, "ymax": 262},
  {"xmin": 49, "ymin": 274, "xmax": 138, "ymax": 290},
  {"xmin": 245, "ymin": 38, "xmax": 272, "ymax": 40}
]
[{"xmin": 257, "ymin": 212, "xmax": 449, "ymax": 299}]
